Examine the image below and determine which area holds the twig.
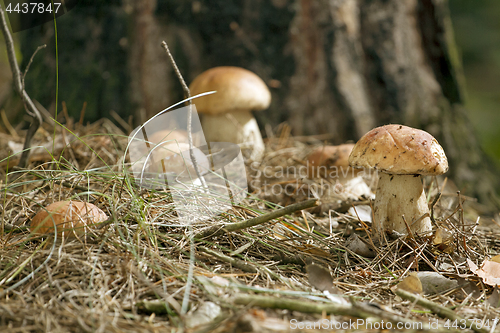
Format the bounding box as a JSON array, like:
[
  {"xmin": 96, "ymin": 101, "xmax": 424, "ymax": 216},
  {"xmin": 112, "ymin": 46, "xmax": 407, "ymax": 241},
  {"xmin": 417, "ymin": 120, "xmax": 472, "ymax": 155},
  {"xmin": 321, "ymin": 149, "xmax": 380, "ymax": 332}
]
[
  {"xmin": 1, "ymin": 109, "xmax": 19, "ymax": 138},
  {"xmin": 161, "ymin": 40, "xmax": 204, "ymax": 316},
  {"xmin": 199, "ymin": 245, "xmax": 292, "ymax": 286},
  {"xmin": 0, "ymin": 5, "xmax": 44, "ymax": 170},
  {"xmin": 130, "ymin": 262, "xmax": 182, "ymax": 315},
  {"xmin": 350, "ymin": 203, "xmax": 378, "ymax": 255},
  {"xmin": 430, "ymin": 192, "xmax": 441, "ymax": 225},
  {"xmin": 161, "ymin": 40, "xmax": 205, "ymax": 188},
  {"xmin": 78, "ymin": 101, "xmax": 87, "ymax": 127},
  {"xmin": 110, "ymin": 110, "xmax": 131, "ymax": 133},
  {"xmin": 135, "ymin": 300, "xmax": 169, "ymax": 315},
  {"xmin": 199, "ymin": 246, "xmax": 258, "ymax": 273},
  {"xmin": 22, "ymin": 44, "xmax": 46, "ymax": 90},
  {"xmin": 395, "ymin": 289, "xmax": 490, "ymax": 333},
  {"xmin": 194, "ymin": 198, "xmax": 320, "ymax": 239},
  {"xmin": 402, "ymin": 215, "xmax": 416, "ymax": 241}
]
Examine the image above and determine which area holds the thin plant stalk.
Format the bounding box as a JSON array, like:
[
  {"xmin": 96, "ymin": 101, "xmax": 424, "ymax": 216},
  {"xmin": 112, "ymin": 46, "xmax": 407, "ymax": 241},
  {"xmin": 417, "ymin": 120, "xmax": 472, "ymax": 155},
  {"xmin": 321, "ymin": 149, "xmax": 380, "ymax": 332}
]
[{"xmin": 0, "ymin": 4, "xmax": 44, "ymax": 170}]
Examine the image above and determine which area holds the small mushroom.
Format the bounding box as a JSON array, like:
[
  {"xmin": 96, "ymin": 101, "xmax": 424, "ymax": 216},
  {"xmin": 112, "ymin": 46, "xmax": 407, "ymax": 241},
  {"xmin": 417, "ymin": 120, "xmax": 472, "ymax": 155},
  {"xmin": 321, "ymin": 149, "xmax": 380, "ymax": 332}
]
[
  {"xmin": 348, "ymin": 124, "xmax": 448, "ymax": 239},
  {"xmin": 146, "ymin": 129, "xmax": 204, "ymax": 147},
  {"xmin": 189, "ymin": 66, "xmax": 271, "ymax": 161},
  {"xmin": 149, "ymin": 142, "xmax": 209, "ymax": 179},
  {"xmin": 148, "ymin": 129, "xmax": 189, "ymax": 145},
  {"xmin": 307, "ymin": 143, "xmax": 373, "ymax": 200},
  {"xmin": 30, "ymin": 201, "xmax": 108, "ymax": 237},
  {"xmin": 307, "ymin": 144, "xmax": 361, "ymax": 181}
]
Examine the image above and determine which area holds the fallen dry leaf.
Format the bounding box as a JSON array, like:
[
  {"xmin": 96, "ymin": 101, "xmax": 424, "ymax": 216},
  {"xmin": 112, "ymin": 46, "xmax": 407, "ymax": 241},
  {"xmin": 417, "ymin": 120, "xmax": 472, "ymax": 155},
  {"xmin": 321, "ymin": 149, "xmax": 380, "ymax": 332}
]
[
  {"xmin": 306, "ymin": 264, "xmax": 336, "ymax": 293},
  {"xmin": 432, "ymin": 227, "xmax": 453, "ymax": 245},
  {"xmin": 468, "ymin": 258, "xmax": 500, "ymax": 286},
  {"xmin": 185, "ymin": 302, "xmax": 221, "ymax": 329},
  {"xmin": 297, "ymin": 244, "xmax": 331, "ymax": 257},
  {"xmin": 432, "ymin": 227, "xmax": 455, "ymax": 254},
  {"xmin": 346, "ymin": 234, "xmax": 376, "ymax": 258},
  {"xmin": 416, "ymin": 272, "xmax": 458, "ymax": 295},
  {"xmin": 487, "ymin": 286, "xmax": 500, "ymax": 308},
  {"xmin": 392, "ymin": 272, "xmax": 423, "ymax": 294}
]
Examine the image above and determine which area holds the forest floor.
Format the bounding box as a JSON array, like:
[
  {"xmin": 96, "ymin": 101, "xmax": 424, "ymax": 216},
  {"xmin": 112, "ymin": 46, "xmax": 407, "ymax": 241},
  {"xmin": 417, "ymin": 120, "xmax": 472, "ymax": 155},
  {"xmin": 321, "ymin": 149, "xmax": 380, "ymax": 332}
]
[{"xmin": 0, "ymin": 119, "xmax": 499, "ymax": 333}]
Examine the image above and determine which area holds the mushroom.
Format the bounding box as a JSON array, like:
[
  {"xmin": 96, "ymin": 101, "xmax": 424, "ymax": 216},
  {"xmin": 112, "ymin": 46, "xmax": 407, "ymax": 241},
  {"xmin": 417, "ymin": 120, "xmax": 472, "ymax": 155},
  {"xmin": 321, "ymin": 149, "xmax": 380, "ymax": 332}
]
[
  {"xmin": 148, "ymin": 129, "xmax": 189, "ymax": 145},
  {"xmin": 307, "ymin": 144, "xmax": 361, "ymax": 181},
  {"xmin": 30, "ymin": 201, "xmax": 108, "ymax": 237},
  {"xmin": 146, "ymin": 129, "xmax": 205, "ymax": 147},
  {"xmin": 307, "ymin": 143, "xmax": 373, "ymax": 200},
  {"xmin": 348, "ymin": 124, "xmax": 448, "ymax": 239},
  {"xmin": 189, "ymin": 66, "xmax": 271, "ymax": 161},
  {"xmin": 149, "ymin": 142, "xmax": 209, "ymax": 180}
]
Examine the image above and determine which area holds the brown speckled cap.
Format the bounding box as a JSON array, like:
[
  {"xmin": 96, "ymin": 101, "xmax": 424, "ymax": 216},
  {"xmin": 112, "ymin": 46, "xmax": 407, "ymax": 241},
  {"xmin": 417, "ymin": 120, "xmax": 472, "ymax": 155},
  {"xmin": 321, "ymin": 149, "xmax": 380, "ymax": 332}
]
[
  {"xmin": 348, "ymin": 124, "xmax": 448, "ymax": 175},
  {"xmin": 189, "ymin": 66, "xmax": 271, "ymax": 115}
]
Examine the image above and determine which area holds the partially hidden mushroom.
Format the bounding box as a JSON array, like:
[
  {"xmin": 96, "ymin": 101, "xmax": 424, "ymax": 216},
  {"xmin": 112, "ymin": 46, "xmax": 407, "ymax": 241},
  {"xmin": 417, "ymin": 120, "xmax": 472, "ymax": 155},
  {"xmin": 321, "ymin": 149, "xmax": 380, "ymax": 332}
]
[
  {"xmin": 146, "ymin": 129, "xmax": 205, "ymax": 147},
  {"xmin": 148, "ymin": 129, "xmax": 189, "ymax": 145},
  {"xmin": 307, "ymin": 144, "xmax": 361, "ymax": 181},
  {"xmin": 307, "ymin": 143, "xmax": 373, "ymax": 201},
  {"xmin": 149, "ymin": 142, "xmax": 209, "ymax": 180},
  {"xmin": 30, "ymin": 201, "xmax": 108, "ymax": 237},
  {"xmin": 348, "ymin": 124, "xmax": 448, "ymax": 240},
  {"xmin": 189, "ymin": 66, "xmax": 271, "ymax": 161}
]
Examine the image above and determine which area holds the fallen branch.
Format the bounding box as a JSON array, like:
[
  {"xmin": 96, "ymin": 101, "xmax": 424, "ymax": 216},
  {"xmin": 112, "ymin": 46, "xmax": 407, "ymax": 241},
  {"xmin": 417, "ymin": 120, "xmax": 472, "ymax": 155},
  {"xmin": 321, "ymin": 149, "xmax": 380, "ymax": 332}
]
[
  {"xmin": 194, "ymin": 198, "xmax": 319, "ymax": 239},
  {"xmin": 395, "ymin": 289, "xmax": 490, "ymax": 333}
]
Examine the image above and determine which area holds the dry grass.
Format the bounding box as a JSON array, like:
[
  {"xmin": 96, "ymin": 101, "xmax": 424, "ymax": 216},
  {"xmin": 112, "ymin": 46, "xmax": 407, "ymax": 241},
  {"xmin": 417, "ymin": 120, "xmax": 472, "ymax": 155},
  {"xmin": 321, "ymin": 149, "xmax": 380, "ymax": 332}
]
[{"xmin": 1, "ymin": 119, "xmax": 500, "ymax": 333}]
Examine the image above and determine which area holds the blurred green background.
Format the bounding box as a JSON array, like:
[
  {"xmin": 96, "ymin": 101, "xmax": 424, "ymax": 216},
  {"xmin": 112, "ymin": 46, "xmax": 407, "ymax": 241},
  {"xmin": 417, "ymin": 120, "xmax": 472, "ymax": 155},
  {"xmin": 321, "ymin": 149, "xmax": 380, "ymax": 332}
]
[{"xmin": 449, "ymin": 0, "xmax": 500, "ymax": 166}]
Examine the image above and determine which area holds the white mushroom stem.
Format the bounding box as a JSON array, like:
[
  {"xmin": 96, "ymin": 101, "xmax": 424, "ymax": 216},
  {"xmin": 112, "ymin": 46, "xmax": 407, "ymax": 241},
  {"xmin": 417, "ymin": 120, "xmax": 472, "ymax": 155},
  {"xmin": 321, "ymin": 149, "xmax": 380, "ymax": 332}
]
[
  {"xmin": 373, "ymin": 173, "xmax": 432, "ymax": 238},
  {"xmin": 201, "ymin": 111, "xmax": 264, "ymax": 161}
]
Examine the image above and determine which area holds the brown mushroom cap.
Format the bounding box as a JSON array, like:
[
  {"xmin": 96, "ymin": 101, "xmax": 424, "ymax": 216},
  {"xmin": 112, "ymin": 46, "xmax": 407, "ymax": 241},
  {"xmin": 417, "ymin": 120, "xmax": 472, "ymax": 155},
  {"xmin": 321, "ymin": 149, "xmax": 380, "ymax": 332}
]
[
  {"xmin": 30, "ymin": 201, "xmax": 108, "ymax": 236},
  {"xmin": 348, "ymin": 124, "xmax": 448, "ymax": 175},
  {"xmin": 307, "ymin": 144, "xmax": 360, "ymax": 178},
  {"xmin": 189, "ymin": 66, "xmax": 271, "ymax": 115},
  {"xmin": 150, "ymin": 142, "xmax": 209, "ymax": 177}
]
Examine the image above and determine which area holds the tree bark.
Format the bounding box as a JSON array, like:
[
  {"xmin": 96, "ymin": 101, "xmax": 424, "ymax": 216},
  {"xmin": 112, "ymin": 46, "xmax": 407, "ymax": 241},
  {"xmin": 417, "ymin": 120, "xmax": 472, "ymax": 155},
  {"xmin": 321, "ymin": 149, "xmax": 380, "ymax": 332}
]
[{"xmin": 128, "ymin": 0, "xmax": 174, "ymax": 123}]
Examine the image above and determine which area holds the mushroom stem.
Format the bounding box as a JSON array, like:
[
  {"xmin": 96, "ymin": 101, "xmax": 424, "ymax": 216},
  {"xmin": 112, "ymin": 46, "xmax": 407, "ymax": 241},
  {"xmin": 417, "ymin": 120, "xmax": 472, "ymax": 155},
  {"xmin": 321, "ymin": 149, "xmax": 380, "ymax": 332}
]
[
  {"xmin": 373, "ymin": 173, "xmax": 432, "ymax": 238},
  {"xmin": 201, "ymin": 110, "xmax": 264, "ymax": 161}
]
